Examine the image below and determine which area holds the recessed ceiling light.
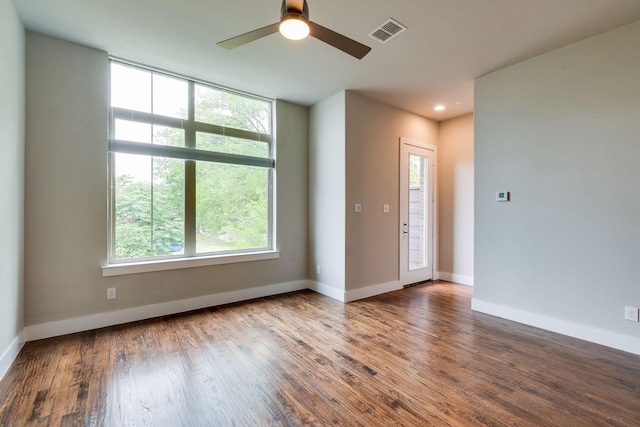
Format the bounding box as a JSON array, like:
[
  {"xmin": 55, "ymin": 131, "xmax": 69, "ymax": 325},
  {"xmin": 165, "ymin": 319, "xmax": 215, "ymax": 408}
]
[{"xmin": 434, "ymin": 105, "xmax": 445, "ymax": 111}]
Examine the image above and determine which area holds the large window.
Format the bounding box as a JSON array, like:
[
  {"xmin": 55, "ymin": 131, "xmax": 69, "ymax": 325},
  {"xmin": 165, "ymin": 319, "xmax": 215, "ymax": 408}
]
[{"xmin": 108, "ymin": 60, "xmax": 274, "ymax": 264}]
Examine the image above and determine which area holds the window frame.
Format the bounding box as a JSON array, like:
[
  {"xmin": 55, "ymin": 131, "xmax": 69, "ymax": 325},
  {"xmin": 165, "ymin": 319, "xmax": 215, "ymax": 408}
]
[{"xmin": 105, "ymin": 59, "xmax": 276, "ymax": 269}]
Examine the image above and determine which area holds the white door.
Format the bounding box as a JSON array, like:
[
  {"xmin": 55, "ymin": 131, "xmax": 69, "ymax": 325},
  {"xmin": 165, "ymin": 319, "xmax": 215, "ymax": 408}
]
[{"xmin": 399, "ymin": 138, "xmax": 435, "ymax": 286}]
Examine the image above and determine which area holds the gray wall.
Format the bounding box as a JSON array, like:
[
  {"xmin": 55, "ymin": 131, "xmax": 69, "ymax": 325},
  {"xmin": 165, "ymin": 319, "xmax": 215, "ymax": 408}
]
[
  {"xmin": 308, "ymin": 91, "xmax": 346, "ymax": 291},
  {"xmin": 474, "ymin": 21, "xmax": 640, "ymax": 337},
  {"xmin": 345, "ymin": 92, "xmax": 438, "ymax": 291},
  {"xmin": 0, "ymin": 0, "xmax": 25, "ymax": 357},
  {"xmin": 24, "ymin": 32, "xmax": 309, "ymax": 326},
  {"xmin": 438, "ymin": 113, "xmax": 474, "ymax": 282},
  {"xmin": 308, "ymin": 91, "xmax": 439, "ymax": 293}
]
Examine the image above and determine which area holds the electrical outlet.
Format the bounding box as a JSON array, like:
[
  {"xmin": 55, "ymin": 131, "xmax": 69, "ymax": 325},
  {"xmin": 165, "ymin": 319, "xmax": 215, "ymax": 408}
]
[
  {"xmin": 107, "ymin": 287, "xmax": 116, "ymax": 300},
  {"xmin": 355, "ymin": 203, "xmax": 362, "ymax": 213},
  {"xmin": 624, "ymin": 306, "xmax": 639, "ymax": 322},
  {"xmin": 316, "ymin": 265, "xmax": 321, "ymax": 274}
]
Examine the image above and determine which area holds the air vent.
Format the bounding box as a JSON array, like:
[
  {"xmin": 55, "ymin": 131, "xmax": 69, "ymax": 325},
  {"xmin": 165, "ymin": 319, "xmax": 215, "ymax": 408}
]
[{"xmin": 368, "ymin": 18, "xmax": 407, "ymax": 43}]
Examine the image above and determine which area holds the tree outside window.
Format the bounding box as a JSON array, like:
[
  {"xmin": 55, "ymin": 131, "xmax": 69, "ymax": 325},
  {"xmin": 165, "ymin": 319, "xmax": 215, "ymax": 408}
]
[{"xmin": 109, "ymin": 61, "xmax": 274, "ymax": 262}]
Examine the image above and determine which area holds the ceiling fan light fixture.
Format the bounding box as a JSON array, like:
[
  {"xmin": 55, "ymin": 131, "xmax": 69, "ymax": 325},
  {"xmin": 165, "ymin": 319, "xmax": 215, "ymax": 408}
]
[
  {"xmin": 218, "ymin": 0, "xmax": 371, "ymax": 59},
  {"xmin": 279, "ymin": 15, "xmax": 310, "ymax": 40}
]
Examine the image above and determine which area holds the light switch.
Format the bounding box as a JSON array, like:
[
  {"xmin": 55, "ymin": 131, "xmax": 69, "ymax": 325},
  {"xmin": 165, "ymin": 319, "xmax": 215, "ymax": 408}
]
[
  {"xmin": 383, "ymin": 204, "xmax": 390, "ymax": 213},
  {"xmin": 355, "ymin": 203, "xmax": 362, "ymax": 213}
]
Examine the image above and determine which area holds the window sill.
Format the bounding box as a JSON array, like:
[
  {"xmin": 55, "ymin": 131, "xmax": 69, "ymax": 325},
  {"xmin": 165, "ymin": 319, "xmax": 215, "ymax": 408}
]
[{"xmin": 101, "ymin": 250, "xmax": 280, "ymax": 277}]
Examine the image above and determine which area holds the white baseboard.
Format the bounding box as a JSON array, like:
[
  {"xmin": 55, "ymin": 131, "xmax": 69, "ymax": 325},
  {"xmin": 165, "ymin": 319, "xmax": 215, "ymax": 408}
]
[
  {"xmin": 438, "ymin": 271, "xmax": 474, "ymax": 286},
  {"xmin": 344, "ymin": 280, "xmax": 403, "ymax": 302},
  {"xmin": 22, "ymin": 277, "xmax": 403, "ymax": 343},
  {"xmin": 472, "ymin": 298, "xmax": 640, "ymax": 356},
  {"xmin": 307, "ymin": 281, "xmax": 345, "ymax": 302},
  {"xmin": 309, "ymin": 279, "xmax": 424, "ymax": 302},
  {"xmin": 0, "ymin": 330, "xmax": 26, "ymax": 382},
  {"xmin": 26, "ymin": 280, "xmax": 308, "ymax": 341}
]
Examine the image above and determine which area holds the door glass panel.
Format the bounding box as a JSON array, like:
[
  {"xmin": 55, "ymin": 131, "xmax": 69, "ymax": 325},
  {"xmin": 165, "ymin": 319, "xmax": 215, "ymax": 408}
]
[{"xmin": 409, "ymin": 153, "xmax": 428, "ymax": 270}]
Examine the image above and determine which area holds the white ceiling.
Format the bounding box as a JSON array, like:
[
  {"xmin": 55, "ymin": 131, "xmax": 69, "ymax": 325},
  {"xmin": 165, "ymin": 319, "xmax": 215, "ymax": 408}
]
[{"xmin": 11, "ymin": 0, "xmax": 640, "ymax": 121}]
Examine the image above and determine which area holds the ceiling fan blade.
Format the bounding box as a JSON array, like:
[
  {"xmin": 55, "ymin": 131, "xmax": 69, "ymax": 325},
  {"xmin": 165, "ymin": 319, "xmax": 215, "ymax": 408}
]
[
  {"xmin": 218, "ymin": 23, "xmax": 280, "ymax": 50},
  {"xmin": 309, "ymin": 21, "xmax": 371, "ymax": 59}
]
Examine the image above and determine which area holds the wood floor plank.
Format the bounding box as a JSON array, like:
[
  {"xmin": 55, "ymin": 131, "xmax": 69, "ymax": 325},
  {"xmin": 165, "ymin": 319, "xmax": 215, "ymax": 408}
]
[{"xmin": 1, "ymin": 282, "xmax": 640, "ymax": 426}]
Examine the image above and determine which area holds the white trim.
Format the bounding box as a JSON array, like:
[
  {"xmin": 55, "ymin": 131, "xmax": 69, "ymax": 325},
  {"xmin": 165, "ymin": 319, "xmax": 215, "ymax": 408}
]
[
  {"xmin": 307, "ymin": 281, "xmax": 345, "ymax": 302},
  {"xmin": 345, "ymin": 280, "xmax": 403, "ymax": 302},
  {"xmin": 472, "ymin": 298, "xmax": 640, "ymax": 356},
  {"xmin": 26, "ymin": 280, "xmax": 306, "ymax": 341},
  {"xmin": 102, "ymin": 250, "xmax": 280, "ymax": 277},
  {"xmin": 0, "ymin": 330, "xmax": 26, "ymax": 382},
  {"xmin": 438, "ymin": 272, "xmax": 474, "ymax": 286},
  {"xmin": 399, "ymin": 138, "xmax": 438, "ymax": 286}
]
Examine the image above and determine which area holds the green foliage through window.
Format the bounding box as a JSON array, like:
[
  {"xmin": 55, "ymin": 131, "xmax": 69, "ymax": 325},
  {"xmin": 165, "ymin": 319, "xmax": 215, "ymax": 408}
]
[{"xmin": 109, "ymin": 61, "xmax": 273, "ymax": 262}]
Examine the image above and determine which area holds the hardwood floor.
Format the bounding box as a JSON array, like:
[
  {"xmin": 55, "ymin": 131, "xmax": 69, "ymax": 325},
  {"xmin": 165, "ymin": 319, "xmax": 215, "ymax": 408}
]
[{"xmin": 1, "ymin": 282, "xmax": 639, "ymax": 426}]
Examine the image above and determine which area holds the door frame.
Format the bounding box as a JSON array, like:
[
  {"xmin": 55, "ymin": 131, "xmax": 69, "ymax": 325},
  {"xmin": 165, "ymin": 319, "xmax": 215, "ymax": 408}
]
[{"xmin": 399, "ymin": 137, "xmax": 438, "ymax": 286}]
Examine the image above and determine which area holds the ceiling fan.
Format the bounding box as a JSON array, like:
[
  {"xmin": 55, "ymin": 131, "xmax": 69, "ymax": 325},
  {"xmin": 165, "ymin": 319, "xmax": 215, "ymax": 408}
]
[{"xmin": 217, "ymin": 0, "xmax": 371, "ymax": 59}]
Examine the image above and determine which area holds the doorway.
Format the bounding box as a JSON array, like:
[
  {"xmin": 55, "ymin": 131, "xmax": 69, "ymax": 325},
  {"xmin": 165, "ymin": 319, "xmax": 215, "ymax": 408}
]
[{"xmin": 399, "ymin": 138, "xmax": 436, "ymax": 286}]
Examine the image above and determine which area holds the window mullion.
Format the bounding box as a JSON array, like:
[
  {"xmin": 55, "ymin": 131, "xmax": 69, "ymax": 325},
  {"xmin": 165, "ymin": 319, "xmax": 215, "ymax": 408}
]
[
  {"xmin": 150, "ymin": 73, "xmax": 155, "ymax": 257},
  {"xmin": 108, "ymin": 106, "xmax": 116, "ymax": 263},
  {"xmin": 184, "ymin": 81, "xmax": 196, "ymax": 256},
  {"xmin": 150, "ymin": 156, "xmax": 155, "ymax": 256},
  {"xmin": 108, "ymin": 140, "xmax": 274, "ymax": 168},
  {"xmin": 109, "ymin": 59, "xmax": 274, "ymax": 264}
]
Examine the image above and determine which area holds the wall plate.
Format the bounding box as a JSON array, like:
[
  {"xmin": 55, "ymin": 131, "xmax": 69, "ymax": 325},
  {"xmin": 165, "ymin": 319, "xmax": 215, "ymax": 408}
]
[{"xmin": 625, "ymin": 306, "xmax": 639, "ymax": 322}]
